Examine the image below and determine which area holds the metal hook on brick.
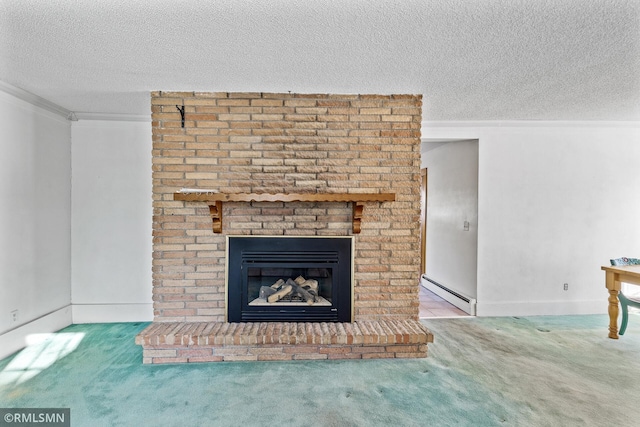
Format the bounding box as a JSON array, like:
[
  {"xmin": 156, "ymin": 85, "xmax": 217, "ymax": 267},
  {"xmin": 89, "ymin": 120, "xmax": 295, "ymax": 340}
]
[{"xmin": 176, "ymin": 104, "xmax": 185, "ymax": 128}]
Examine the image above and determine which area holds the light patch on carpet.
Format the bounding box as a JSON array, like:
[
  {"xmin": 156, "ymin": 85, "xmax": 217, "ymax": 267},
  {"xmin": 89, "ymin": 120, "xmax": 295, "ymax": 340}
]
[{"xmin": 0, "ymin": 332, "xmax": 84, "ymax": 386}]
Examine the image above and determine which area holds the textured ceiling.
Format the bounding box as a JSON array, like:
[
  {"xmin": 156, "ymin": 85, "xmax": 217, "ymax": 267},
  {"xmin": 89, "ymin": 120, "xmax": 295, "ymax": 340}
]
[{"xmin": 0, "ymin": 0, "xmax": 638, "ymax": 121}]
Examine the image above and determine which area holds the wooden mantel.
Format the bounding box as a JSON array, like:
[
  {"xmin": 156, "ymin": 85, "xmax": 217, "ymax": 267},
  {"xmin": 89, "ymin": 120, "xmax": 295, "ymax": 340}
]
[{"xmin": 173, "ymin": 192, "xmax": 396, "ymax": 234}]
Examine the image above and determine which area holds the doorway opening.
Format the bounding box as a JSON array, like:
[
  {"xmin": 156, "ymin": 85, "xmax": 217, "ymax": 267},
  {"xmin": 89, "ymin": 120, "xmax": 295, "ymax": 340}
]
[{"xmin": 420, "ymin": 139, "xmax": 479, "ymax": 316}]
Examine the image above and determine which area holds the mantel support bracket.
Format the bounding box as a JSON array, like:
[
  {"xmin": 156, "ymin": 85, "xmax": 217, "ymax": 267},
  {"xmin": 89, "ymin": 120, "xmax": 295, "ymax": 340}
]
[
  {"xmin": 352, "ymin": 203, "xmax": 364, "ymax": 234},
  {"xmin": 208, "ymin": 201, "xmax": 223, "ymax": 233}
]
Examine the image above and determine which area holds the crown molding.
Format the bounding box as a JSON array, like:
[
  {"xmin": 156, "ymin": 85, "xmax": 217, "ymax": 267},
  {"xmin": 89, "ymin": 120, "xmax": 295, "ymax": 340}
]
[
  {"xmin": 73, "ymin": 112, "xmax": 151, "ymax": 122},
  {"xmin": 0, "ymin": 81, "xmax": 150, "ymax": 122},
  {"xmin": 0, "ymin": 80, "xmax": 71, "ymax": 119},
  {"xmin": 422, "ymin": 120, "xmax": 640, "ymax": 129}
]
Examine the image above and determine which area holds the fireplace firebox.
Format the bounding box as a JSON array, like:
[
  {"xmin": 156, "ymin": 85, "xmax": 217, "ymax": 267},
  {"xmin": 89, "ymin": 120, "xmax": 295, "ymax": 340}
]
[{"xmin": 226, "ymin": 236, "xmax": 353, "ymax": 322}]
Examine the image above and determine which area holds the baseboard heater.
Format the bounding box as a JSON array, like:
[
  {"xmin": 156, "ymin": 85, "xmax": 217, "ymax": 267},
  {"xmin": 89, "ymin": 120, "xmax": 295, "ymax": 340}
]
[{"xmin": 421, "ymin": 275, "xmax": 477, "ymax": 316}]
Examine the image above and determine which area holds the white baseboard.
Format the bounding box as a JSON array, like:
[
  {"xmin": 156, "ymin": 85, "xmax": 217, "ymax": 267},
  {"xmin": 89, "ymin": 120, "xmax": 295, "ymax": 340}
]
[
  {"xmin": 71, "ymin": 303, "xmax": 153, "ymax": 323},
  {"xmin": 0, "ymin": 306, "xmax": 72, "ymax": 360},
  {"xmin": 476, "ymin": 300, "xmax": 607, "ymax": 317},
  {"xmin": 420, "ymin": 276, "xmax": 608, "ymax": 317},
  {"xmin": 421, "ymin": 276, "xmax": 477, "ymax": 315}
]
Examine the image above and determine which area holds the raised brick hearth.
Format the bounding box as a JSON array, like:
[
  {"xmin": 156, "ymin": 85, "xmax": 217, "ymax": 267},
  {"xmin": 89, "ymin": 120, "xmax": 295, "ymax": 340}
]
[
  {"xmin": 139, "ymin": 91, "xmax": 431, "ymax": 362},
  {"xmin": 136, "ymin": 320, "xmax": 433, "ymax": 363}
]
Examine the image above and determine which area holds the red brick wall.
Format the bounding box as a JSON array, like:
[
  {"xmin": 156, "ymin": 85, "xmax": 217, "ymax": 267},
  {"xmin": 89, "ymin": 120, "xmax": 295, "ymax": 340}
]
[{"xmin": 151, "ymin": 92, "xmax": 422, "ymax": 322}]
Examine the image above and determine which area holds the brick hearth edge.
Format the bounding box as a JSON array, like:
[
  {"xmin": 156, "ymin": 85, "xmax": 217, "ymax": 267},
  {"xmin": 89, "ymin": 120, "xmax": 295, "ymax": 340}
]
[{"xmin": 135, "ymin": 320, "xmax": 433, "ymax": 363}]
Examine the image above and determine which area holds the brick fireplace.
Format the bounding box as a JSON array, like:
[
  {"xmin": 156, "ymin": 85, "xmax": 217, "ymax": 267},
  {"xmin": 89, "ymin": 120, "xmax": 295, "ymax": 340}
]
[{"xmin": 136, "ymin": 92, "xmax": 433, "ymax": 362}]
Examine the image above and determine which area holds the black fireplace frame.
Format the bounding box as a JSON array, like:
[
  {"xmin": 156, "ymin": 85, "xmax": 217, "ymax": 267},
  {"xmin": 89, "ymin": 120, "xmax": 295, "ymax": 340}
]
[{"xmin": 226, "ymin": 236, "xmax": 353, "ymax": 322}]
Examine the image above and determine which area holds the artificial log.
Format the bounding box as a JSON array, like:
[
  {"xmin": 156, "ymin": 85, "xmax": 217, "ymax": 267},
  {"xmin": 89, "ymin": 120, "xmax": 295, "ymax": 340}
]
[
  {"xmin": 260, "ymin": 278, "xmax": 286, "ymax": 300},
  {"xmin": 285, "ymin": 279, "xmax": 315, "ymax": 305},
  {"xmin": 267, "ymin": 284, "xmax": 292, "ymax": 303},
  {"xmin": 270, "ymin": 279, "xmax": 285, "ymax": 289},
  {"xmin": 294, "ymin": 276, "xmax": 318, "ymax": 292},
  {"xmin": 261, "ymin": 276, "xmax": 319, "ymax": 305},
  {"xmin": 259, "ymin": 286, "xmax": 276, "ymax": 300},
  {"xmin": 300, "ymin": 279, "xmax": 319, "ymax": 302}
]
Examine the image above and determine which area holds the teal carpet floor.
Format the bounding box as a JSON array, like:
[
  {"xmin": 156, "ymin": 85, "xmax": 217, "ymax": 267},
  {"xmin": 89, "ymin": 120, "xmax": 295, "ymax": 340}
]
[{"xmin": 1, "ymin": 315, "xmax": 639, "ymax": 426}]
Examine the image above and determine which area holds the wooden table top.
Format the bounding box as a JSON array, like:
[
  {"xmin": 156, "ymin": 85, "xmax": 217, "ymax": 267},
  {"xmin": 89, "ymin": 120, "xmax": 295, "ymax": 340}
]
[{"xmin": 601, "ymin": 265, "xmax": 640, "ymax": 277}]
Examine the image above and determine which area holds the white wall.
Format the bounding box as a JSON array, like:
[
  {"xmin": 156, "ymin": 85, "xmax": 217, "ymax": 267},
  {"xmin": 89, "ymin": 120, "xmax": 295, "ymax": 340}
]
[
  {"xmin": 0, "ymin": 90, "xmax": 72, "ymax": 358},
  {"xmin": 422, "ymin": 140, "xmax": 478, "ymax": 300},
  {"xmin": 422, "ymin": 122, "xmax": 640, "ymax": 316},
  {"xmin": 71, "ymin": 120, "xmax": 153, "ymax": 322}
]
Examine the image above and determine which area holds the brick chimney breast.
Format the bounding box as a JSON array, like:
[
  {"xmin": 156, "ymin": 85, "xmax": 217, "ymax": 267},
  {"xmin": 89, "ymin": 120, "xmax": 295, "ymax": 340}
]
[{"xmin": 151, "ymin": 92, "xmax": 422, "ymax": 323}]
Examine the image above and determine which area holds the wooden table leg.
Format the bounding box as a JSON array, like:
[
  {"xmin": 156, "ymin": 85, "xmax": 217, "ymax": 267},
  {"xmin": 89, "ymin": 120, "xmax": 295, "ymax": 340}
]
[{"xmin": 608, "ymin": 289, "xmax": 619, "ymax": 339}]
